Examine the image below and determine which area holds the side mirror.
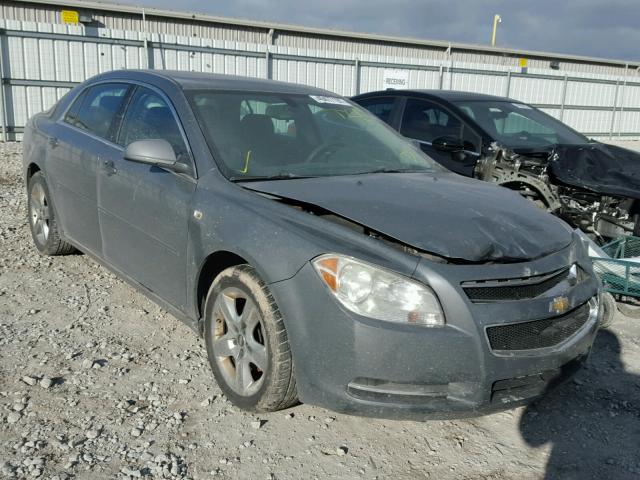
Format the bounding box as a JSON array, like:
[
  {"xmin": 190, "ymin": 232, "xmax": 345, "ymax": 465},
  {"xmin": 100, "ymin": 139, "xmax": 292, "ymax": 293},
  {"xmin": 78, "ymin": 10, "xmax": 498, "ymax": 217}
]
[
  {"xmin": 432, "ymin": 136, "xmax": 464, "ymax": 153},
  {"xmin": 124, "ymin": 139, "xmax": 190, "ymax": 174}
]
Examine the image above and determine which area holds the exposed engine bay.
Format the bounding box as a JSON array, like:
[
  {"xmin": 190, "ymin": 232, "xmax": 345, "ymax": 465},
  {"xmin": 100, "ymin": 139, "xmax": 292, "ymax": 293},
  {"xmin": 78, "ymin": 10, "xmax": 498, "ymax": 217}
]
[{"xmin": 474, "ymin": 142, "xmax": 640, "ymax": 243}]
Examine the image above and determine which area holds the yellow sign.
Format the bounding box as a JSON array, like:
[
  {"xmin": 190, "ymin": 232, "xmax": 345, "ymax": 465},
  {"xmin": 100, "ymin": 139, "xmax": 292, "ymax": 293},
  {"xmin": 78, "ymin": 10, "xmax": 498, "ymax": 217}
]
[
  {"xmin": 519, "ymin": 58, "xmax": 528, "ymax": 68},
  {"xmin": 61, "ymin": 10, "xmax": 79, "ymax": 25}
]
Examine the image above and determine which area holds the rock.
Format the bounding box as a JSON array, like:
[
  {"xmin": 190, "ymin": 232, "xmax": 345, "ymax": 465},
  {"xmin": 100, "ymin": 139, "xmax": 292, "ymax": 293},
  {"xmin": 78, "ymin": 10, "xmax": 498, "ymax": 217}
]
[
  {"xmin": 85, "ymin": 428, "xmax": 101, "ymax": 439},
  {"xmin": 81, "ymin": 359, "xmax": 94, "ymax": 369},
  {"xmin": 21, "ymin": 376, "xmax": 38, "ymax": 386},
  {"xmin": 39, "ymin": 377, "xmax": 53, "ymax": 389},
  {"xmin": 1, "ymin": 462, "xmax": 16, "ymax": 477},
  {"xmin": 6, "ymin": 412, "xmax": 21, "ymax": 424},
  {"xmin": 336, "ymin": 446, "xmax": 348, "ymax": 456},
  {"xmin": 131, "ymin": 427, "xmax": 143, "ymax": 437},
  {"xmin": 251, "ymin": 420, "xmax": 263, "ymax": 430}
]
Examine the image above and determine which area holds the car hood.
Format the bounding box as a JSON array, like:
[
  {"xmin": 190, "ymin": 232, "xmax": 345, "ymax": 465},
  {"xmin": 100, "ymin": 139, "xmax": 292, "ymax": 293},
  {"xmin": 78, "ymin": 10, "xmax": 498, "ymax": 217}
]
[
  {"xmin": 549, "ymin": 143, "xmax": 640, "ymax": 200},
  {"xmin": 241, "ymin": 172, "xmax": 573, "ymax": 263}
]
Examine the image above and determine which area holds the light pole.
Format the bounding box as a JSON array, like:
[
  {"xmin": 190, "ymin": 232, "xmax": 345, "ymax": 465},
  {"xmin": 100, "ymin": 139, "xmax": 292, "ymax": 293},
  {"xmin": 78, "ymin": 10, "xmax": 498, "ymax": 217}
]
[{"xmin": 491, "ymin": 14, "xmax": 502, "ymax": 47}]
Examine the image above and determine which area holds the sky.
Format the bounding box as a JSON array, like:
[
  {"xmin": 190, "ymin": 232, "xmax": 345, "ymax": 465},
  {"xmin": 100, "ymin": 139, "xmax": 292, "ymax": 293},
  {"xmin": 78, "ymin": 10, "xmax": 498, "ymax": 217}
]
[{"xmin": 112, "ymin": 0, "xmax": 640, "ymax": 62}]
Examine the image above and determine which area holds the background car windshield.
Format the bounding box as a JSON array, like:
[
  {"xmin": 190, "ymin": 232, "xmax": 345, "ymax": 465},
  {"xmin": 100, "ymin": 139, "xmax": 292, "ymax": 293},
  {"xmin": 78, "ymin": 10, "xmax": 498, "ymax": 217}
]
[
  {"xmin": 188, "ymin": 91, "xmax": 443, "ymax": 179},
  {"xmin": 453, "ymin": 100, "xmax": 588, "ymax": 149}
]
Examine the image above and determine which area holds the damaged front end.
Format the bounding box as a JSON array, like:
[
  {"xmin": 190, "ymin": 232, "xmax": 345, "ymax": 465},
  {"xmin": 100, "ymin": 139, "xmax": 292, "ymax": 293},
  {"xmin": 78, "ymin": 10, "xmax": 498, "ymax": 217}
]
[{"xmin": 475, "ymin": 142, "xmax": 640, "ymax": 242}]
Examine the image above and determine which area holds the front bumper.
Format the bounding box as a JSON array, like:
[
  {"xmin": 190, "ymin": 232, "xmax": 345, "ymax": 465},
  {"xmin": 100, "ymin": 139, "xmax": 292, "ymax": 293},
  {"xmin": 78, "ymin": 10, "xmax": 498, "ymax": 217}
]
[{"xmin": 269, "ymin": 247, "xmax": 599, "ymax": 420}]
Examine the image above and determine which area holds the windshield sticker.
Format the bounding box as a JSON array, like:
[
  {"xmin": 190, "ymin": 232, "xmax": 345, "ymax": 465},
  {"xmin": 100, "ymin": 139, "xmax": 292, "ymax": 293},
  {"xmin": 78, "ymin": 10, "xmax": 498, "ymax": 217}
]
[
  {"xmin": 512, "ymin": 103, "xmax": 533, "ymax": 109},
  {"xmin": 309, "ymin": 95, "xmax": 351, "ymax": 106}
]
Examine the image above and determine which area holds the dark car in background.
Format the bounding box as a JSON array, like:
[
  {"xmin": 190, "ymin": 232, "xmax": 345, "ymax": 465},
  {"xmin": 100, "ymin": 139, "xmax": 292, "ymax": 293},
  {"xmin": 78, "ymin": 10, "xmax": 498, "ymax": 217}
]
[
  {"xmin": 23, "ymin": 71, "xmax": 601, "ymax": 419},
  {"xmin": 353, "ymin": 90, "xmax": 640, "ymax": 241}
]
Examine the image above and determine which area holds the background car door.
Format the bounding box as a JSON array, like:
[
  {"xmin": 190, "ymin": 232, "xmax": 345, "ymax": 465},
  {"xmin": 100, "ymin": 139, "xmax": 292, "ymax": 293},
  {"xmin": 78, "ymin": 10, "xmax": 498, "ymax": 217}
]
[
  {"xmin": 46, "ymin": 83, "xmax": 130, "ymax": 254},
  {"xmin": 97, "ymin": 85, "xmax": 196, "ymax": 310},
  {"xmin": 399, "ymin": 98, "xmax": 480, "ymax": 176}
]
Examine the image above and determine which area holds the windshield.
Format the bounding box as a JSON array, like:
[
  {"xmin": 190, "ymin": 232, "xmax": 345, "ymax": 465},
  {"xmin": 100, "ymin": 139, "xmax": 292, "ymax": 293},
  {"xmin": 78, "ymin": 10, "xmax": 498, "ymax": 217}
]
[
  {"xmin": 187, "ymin": 90, "xmax": 443, "ymax": 180},
  {"xmin": 453, "ymin": 100, "xmax": 588, "ymax": 149}
]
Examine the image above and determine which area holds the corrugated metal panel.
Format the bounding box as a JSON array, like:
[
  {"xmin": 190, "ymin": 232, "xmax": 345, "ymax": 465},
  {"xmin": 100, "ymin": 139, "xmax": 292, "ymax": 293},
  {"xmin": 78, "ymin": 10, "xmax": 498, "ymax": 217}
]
[
  {"xmin": 563, "ymin": 109, "xmax": 612, "ymax": 134},
  {"xmin": 509, "ymin": 76, "xmax": 565, "ymax": 105},
  {"xmin": 565, "ymin": 80, "xmax": 618, "ymax": 107}
]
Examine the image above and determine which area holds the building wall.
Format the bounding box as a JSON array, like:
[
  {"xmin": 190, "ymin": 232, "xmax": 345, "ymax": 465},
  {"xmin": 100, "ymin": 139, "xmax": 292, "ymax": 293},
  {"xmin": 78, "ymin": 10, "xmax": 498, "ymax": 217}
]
[{"xmin": 1, "ymin": 0, "xmax": 639, "ymax": 140}]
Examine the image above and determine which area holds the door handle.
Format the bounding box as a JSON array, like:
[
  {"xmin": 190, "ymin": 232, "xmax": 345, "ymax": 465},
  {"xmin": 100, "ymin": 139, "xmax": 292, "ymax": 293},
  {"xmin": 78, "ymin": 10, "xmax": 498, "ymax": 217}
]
[
  {"xmin": 48, "ymin": 137, "xmax": 59, "ymax": 148},
  {"xmin": 103, "ymin": 159, "xmax": 117, "ymax": 176}
]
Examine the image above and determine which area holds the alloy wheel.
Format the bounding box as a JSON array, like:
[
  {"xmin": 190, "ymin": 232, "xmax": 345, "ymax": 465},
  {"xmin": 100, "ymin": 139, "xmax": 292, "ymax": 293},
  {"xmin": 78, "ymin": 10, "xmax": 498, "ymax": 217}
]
[
  {"xmin": 211, "ymin": 287, "xmax": 268, "ymax": 396},
  {"xmin": 29, "ymin": 182, "xmax": 50, "ymax": 244}
]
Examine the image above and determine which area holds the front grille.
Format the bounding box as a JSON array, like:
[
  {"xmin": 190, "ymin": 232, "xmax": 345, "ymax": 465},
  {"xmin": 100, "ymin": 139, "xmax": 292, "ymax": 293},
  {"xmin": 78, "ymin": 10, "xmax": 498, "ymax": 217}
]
[
  {"xmin": 463, "ymin": 266, "xmax": 577, "ymax": 302},
  {"xmin": 486, "ymin": 302, "xmax": 591, "ymax": 351}
]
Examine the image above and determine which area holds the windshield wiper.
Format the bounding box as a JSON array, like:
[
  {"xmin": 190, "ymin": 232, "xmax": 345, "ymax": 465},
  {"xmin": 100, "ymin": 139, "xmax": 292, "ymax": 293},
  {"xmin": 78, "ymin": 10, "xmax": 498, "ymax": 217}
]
[
  {"xmin": 352, "ymin": 167, "xmax": 430, "ymax": 175},
  {"xmin": 230, "ymin": 173, "xmax": 318, "ymax": 182}
]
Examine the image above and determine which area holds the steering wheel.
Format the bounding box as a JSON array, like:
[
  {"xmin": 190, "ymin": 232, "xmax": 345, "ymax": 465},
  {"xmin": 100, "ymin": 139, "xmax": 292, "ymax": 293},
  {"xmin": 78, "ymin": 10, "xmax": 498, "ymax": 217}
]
[{"xmin": 304, "ymin": 142, "xmax": 347, "ymax": 164}]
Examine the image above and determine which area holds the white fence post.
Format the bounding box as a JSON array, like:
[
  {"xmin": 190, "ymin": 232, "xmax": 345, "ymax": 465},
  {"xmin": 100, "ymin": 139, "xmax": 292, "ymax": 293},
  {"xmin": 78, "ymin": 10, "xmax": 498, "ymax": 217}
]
[{"xmin": 0, "ymin": 28, "xmax": 6, "ymax": 142}]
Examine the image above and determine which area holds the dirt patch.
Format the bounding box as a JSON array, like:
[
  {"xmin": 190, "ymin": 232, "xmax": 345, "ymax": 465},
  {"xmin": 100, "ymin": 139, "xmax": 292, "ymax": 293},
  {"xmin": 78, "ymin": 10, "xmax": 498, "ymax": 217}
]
[{"xmin": 1, "ymin": 141, "xmax": 639, "ymax": 479}]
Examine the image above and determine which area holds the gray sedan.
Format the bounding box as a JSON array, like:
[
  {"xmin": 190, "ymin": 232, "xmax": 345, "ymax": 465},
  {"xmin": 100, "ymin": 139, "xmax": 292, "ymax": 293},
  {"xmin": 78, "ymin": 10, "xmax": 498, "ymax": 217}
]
[{"xmin": 23, "ymin": 70, "xmax": 601, "ymax": 419}]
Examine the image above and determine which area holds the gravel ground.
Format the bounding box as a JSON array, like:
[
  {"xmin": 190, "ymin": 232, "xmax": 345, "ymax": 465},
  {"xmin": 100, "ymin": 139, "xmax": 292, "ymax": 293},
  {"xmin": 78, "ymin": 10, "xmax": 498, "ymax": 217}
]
[{"xmin": 1, "ymin": 141, "xmax": 639, "ymax": 480}]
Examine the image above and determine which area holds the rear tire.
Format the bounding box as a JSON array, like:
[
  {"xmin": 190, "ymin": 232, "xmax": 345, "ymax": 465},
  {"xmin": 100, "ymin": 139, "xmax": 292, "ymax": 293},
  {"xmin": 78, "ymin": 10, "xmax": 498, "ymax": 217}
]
[
  {"xmin": 27, "ymin": 172, "xmax": 75, "ymax": 256},
  {"xmin": 203, "ymin": 265, "xmax": 298, "ymax": 412}
]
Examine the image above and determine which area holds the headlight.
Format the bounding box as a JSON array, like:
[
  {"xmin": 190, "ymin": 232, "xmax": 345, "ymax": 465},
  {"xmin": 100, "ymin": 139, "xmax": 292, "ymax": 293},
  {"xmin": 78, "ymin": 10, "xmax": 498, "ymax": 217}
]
[{"xmin": 312, "ymin": 254, "xmax": 445, "ymax": 326}]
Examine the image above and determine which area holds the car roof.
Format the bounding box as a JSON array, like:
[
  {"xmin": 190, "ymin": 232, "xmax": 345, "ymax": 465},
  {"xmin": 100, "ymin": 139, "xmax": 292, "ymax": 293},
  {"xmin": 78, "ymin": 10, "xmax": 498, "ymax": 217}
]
[
  {"xmin": 92, "ymin": 69, "xmax": 334, "ymax": 96},
  {"xmin": 355, "ymin": 89, "xmax": 513, "ymax": 103}
]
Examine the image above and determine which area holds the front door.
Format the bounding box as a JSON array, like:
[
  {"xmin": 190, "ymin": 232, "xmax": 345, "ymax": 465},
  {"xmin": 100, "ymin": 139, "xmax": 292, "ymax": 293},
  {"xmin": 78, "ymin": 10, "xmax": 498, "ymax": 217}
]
[
  {"xmin": 97, "ymin": 85, "xmax": 196, "ymax": 309},
  {"xmin": 399, "ymin": 98, "xmax": 480, "ymax": 177}
]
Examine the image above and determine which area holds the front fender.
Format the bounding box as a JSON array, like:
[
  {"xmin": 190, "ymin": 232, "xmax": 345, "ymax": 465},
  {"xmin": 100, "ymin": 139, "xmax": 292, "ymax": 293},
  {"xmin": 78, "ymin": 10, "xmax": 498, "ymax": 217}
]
[{"xmin": 184, "ymin": 171, "xmax": 420, "ymax": 320}]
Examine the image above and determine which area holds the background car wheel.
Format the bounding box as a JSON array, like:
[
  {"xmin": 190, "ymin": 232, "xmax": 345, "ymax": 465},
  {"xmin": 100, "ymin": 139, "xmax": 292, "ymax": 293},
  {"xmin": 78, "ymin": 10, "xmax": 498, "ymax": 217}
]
[
  {"xmin": 632, "ymin": 213, "xmax": 640, "ymax": 237},
  {"xmin": 599, "ymin": 292, "xmax": 616, "ymax": 328},
  {"xmin": 27, "ymin": 172, "xmax": 75, "ymax": 256},
  {"xmin": 616, "ymin": 295, "xmax": 640, "ymax": 319},
  {"xmin": 203, "ymin": 265, "xmax": 298, "ymax": 412}
]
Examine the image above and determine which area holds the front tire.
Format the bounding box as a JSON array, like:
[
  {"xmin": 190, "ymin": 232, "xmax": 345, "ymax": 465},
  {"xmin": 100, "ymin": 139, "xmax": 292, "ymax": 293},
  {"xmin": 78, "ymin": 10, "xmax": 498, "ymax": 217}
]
[
  {"xmin": 599, "ymin": 292, "xmax": 616, "ymax": 328},
  {"xmin": 203, "ymin": 265, "xmax": 297, "ymax": 411},
  {"xmin": 27, "ymin": 171, "xmax": 75, "ymax": 256}
]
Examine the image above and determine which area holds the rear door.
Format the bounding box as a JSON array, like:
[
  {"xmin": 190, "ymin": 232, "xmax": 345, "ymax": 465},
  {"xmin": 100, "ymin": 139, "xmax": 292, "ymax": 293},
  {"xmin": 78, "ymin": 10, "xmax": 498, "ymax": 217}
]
[
  {"xmin": 399, "ymin": 97, "xmax": 481, "ymax": 176},
  {"xmin": 97, "ymin": 84, "xmax": 196, "ymax": 309},
  {"xmin": 46, "ymin": 82, "xmax": 131, "ymax": 254}
]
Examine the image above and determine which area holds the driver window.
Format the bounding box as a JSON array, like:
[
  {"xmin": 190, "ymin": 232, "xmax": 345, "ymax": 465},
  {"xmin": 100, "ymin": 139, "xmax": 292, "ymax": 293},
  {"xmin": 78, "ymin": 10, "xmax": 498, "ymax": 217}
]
[
  {"xmin": 118, "ymin": 87, "xmax": 191, "ymax": 165},
  {"xmin": 401, "ymin": 98, "xmax": 463, "ymax": 143},
  {"xmin": 401, "ymin": 98, "xmax": 479, "ymax": 152}
]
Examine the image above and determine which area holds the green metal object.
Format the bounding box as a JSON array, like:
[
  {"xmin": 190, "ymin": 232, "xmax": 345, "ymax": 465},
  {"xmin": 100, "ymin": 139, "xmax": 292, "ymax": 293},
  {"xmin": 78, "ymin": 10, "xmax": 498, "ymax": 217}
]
[{"xmin": 591, "ymin": 235, "xmax": 640, "ymax": 297}]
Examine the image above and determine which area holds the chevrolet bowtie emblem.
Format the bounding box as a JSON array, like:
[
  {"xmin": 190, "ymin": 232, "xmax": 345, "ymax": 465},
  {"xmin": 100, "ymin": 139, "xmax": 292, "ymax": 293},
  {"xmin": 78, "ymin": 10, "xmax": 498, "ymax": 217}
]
[{"xmin": 549, "ymin": 296, "xmax": 570, "ymax": 315}]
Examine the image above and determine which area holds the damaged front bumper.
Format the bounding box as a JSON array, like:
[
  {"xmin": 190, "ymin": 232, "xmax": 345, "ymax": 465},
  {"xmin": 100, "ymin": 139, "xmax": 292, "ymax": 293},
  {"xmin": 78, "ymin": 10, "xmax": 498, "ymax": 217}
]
[{"xmin": 269, "ymin": 243, "xmax": 600, "ymax": 420}]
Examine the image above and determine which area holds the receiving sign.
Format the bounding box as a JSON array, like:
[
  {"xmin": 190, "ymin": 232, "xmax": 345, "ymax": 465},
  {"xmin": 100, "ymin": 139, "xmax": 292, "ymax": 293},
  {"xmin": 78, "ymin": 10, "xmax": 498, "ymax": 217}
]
[{"xmin": 382, "ymin": 69, "xmax": 409, "ymax": 90}]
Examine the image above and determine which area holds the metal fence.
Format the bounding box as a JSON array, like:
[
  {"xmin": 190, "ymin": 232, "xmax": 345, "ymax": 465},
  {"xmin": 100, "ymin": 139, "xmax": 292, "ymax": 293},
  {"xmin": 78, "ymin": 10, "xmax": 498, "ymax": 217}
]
[{"xmin": 1, "ymin": 18, "xmax": 639, "ymax": 141}]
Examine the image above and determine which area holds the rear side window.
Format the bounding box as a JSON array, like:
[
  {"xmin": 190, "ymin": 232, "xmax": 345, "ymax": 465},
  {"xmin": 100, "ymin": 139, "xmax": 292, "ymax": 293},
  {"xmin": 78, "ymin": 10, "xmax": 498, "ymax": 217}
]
[
  {"xmin": 356, "ymin": 97, "xmax": 397, "ymax": 125},
  {"xmin": 64, "ymin": 83, "xmax": 129, "ymax": 140},
  {"xmin": 117, "ymin": 87, "xmax": 190, "ymax": 165}
]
